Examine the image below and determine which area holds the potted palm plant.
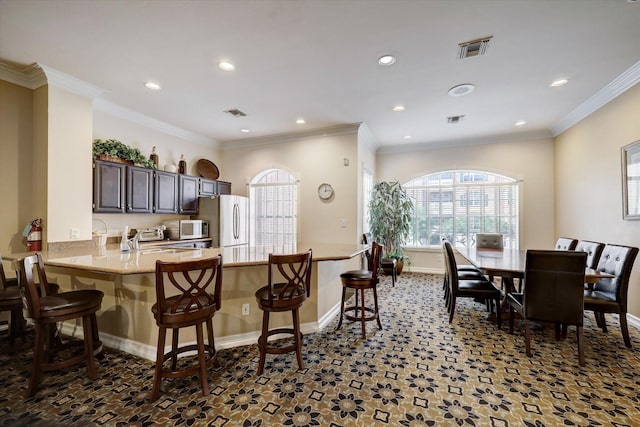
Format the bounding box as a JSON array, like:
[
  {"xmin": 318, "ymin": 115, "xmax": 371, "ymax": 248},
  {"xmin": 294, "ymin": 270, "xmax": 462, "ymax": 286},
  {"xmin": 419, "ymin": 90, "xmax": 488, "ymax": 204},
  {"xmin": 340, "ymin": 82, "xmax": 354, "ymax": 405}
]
[{"xmin": 368, "ymin": 180, "xmax": 414, "ymax": 274}]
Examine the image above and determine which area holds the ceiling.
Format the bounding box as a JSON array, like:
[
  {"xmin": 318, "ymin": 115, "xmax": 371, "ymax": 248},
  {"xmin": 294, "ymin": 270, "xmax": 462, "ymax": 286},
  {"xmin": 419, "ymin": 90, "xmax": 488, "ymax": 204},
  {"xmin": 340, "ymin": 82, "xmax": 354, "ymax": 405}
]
[{"xmin": 1, "ymin": 0, "xmax": 640, "ymax": 149}]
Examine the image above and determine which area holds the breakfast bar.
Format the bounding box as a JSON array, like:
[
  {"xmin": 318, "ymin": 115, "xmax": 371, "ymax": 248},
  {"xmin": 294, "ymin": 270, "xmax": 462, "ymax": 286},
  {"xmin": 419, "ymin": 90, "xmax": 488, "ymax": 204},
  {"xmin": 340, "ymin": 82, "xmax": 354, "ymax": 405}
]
[{"xmin": 8, "ymin": 242, "xmax": 367, "ymax": 360}]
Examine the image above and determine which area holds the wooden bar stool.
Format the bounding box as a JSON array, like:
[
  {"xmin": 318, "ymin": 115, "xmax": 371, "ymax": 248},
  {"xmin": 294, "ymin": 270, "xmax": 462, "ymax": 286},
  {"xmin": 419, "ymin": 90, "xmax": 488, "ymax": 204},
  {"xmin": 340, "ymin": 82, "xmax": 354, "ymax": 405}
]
[
  {"xmin": 13, "ymin": 253, "xmax": 103, "ymax": 397},
  {"xmin": 337, "ymin": 241, "xmax": 383, "ymax": 339},
  {"xmin": 150, "ymin": 255, "xmax": 223, "ymax": 402},
  {"xmin": 255, "ymin": 250, "xmax": 313, "ymax": 376}
]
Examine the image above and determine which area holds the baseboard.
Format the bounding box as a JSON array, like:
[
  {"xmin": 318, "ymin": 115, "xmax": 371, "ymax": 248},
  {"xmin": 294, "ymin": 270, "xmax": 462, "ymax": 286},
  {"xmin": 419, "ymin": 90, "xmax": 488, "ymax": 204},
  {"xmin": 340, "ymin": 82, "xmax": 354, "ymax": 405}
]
[{"xmin": 403, "ymin": 267, "xmax": 443, "ymax": 274}]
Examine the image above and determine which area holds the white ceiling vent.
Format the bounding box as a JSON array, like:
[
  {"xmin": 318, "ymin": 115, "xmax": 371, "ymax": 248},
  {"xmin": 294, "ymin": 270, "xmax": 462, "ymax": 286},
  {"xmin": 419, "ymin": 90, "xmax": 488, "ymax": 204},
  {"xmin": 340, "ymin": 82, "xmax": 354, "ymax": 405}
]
[
  {"xmin": 458, "ymin": 36, "xmax": 492, "ymax": 59},
  {"xmin": 447, "ymin": 115, "xmax": 465, "ymax": 124},
  {"xmin": 224, "ymin": 108, "xmax": 247, "ymax": 117}
]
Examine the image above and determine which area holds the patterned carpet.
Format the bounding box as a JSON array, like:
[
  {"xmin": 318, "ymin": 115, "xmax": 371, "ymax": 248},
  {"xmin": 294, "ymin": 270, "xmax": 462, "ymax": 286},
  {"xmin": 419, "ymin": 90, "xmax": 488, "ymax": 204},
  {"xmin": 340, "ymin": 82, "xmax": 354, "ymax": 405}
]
[{"xmin": 1, "ymin": 272, "xmax": 640, "ymax": 426}]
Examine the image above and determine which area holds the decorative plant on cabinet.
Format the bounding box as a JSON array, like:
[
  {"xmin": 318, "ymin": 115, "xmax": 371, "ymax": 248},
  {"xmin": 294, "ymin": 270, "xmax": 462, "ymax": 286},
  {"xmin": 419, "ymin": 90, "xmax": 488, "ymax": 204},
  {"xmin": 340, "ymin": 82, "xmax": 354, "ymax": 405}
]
[{"xmin": 368, "ymin": 180, "xmax": 414, "ymax": 274}]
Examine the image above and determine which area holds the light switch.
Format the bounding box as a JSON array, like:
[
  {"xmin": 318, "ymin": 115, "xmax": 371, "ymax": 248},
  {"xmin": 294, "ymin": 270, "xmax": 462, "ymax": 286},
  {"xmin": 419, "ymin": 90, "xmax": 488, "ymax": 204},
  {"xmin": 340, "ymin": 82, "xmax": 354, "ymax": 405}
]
[
  {"xmin": 340, "ymin": 218, "xmax": 347, "ymax": 228},
  {"xmin": 70, "ymin": 228, "xmax": 80, "ymax": 239}
]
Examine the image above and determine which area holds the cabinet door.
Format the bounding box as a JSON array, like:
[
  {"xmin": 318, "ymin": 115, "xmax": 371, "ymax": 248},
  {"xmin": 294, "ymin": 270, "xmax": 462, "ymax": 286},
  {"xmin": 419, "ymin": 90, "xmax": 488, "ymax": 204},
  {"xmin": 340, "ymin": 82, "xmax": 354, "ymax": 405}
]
[
  {"xmin": 179, "ymin": 175, "xmax": 199, "ymax": 214},
  {"xmin": 154, "ymin": 170, "xmax": 179, "ymax": 214},
  {"xmin": 93, "ymin": 160, "xmax": 125, "ymax": 213},
  {"xmin": 199, "ymin": 178, "xmax": 217, "ymax": 197},
  {"xmin": 217, "ymin": 180, "xmax": 232, "ymax": 195},
  {"xmin": 126, "ymin": 166, "xmax": 153, "ymax": 213}
]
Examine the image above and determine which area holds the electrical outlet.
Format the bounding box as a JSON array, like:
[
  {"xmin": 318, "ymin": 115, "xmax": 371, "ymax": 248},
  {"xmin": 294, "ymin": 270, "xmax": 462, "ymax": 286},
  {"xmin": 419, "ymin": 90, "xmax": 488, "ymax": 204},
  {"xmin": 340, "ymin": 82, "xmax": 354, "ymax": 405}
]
[
  {"xmin": 340, "ymin": 218, "xmax": 347, "ymax": 228},
  {"xmin": 242, "ymin": 303, "xmax": 250, "ymax": 316},
  {"xmin": 70, "ymin": 227, "xmax": 80, "ymax": 239}
]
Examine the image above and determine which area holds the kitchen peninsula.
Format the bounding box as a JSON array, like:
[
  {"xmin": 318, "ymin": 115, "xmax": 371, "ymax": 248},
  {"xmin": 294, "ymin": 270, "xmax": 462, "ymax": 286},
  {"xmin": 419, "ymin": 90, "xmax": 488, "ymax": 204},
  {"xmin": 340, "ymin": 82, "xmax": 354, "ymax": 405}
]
[{"xmin": 8, "ymin": 242, "xmax": 367, "ymax": 360}]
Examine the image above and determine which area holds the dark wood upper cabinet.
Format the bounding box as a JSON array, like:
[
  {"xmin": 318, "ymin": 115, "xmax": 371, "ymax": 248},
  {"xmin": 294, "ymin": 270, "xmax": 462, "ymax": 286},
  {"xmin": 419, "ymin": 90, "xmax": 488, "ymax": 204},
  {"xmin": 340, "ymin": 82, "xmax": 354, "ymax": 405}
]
[
  {"xmin": 198, "ymin": 178, "xmax": 217, "ymax": 197},
  {"xmin": 217, "ymin": 180, "xmax": 231, "ymax": 195},
  {"xmin": 126, "ymin": 166, "xmax": 153, "ymax": 213},
  {"xmin": 154, "ymin": 170, "xmax": 179, "ymax": 214},
  {"xmin": 93, "ymin": 160, "xmax": 126, "ymax": 213},
  {"xmin": 179, "ymin": 175, "xmax": 199, "ymax": 214}
]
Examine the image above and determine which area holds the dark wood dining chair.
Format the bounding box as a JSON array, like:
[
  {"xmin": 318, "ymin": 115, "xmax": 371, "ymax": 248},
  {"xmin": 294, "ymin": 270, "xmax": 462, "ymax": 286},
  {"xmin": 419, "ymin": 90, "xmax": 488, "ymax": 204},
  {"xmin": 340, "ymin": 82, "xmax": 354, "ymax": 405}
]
[
  {"xmin": 337, "ymin": 242, "xmax": 383, "ymax": 338},
  {"xmin": 441, "ymin": 239, "xmax": 485, "ymax": 306},
  {"xmin": 13, "ymin": 252, "xmax": 104, "ymax": 397},
  {"xmin": 1, "ymin": 255, "xmax": 24, "ymax": 348},
  {"xmin": 443, "ymin": 240, "xmax": 502, "ymax": 327},
  {"xmin": 150, "ymin": 255, "xmax": 223, "ymax": 402},
  {"xmin": 575, "ymin": 240, "xmax": 605, "ymax": 270},
  {"xmin": 363, "ymin": 233, "xmax": 396, "ymax": 287},
  {"xmin": 583, "ymin": 244, "xmax": 638, "ymax": 348},
  {"xmin": 507, "ymin": 250, "xmax": 587, "ymax": 365},
  {"xmin": 255, "ymin": 249, "xmax": 312, "ymax": 376},
  {"xmin": 555, "ymin": 237, "xmax": 578, "ymax": 251}
]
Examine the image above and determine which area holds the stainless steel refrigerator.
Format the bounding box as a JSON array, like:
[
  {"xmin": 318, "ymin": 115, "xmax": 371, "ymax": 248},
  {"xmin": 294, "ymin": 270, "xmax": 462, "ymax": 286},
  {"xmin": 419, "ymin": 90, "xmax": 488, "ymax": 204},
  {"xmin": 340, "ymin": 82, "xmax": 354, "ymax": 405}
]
[{"xmin": 197, "ymin": 195, "xmax": 248, "ymax": 247}]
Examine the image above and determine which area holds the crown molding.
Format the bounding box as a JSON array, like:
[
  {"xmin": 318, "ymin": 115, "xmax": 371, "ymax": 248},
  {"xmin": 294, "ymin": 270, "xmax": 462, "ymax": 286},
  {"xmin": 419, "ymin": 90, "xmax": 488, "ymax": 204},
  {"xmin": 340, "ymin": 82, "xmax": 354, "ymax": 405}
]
[
  {"xmin": 220, "ymin": 123, "xmax": 361, "ymax": 151},
  {"xmin": 552, "ymin": 60, "xmax": 640, "ymax": 136},
  {"xmin": 0, "ymin": 62, "xmax": 46, "ymax": 89},
  {"xmin": 37, "ymin": 63, "xmax": 106, "ymax": 98},
  {"xmin": 93, "ymin": 98, "xmax": 219, "ymax": 147},
  {"xmin": 377, "ymin": 129, "xmax": 552, "ymax": 154}
]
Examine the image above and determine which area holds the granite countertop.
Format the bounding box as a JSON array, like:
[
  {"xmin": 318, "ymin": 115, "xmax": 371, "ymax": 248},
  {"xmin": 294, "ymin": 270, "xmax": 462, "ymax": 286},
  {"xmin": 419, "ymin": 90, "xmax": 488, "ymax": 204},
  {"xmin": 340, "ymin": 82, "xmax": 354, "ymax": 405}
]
[{"xmin": 6, "ymin": 242, "xmax": 367, "ymax": 275}]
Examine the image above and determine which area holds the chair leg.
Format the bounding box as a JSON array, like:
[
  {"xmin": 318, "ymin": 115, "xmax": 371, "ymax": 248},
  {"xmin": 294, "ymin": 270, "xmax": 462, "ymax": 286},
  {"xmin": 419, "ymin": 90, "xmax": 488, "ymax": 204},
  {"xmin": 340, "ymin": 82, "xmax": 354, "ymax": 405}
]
[
  {"xmin": 360, "ymin": 288, "xmax": 366, "ymax": 339},
  {"xmin": 257, "ymin": 310, "xmax": 270, "ymax": 376},
  {"xmin": 620, "ymin": 312, "xmax": 632, "ymax": 348},
  {"xmin": 495, "ymin": 296, "xmax": 502, "ymax": 328},
  {"xmin": 206, "ymin": 318, "xmax": 220, "ymax": 369},
  {"xmin": 171, "ymin": 328, "xmax": 179, "ymax": 370},
  {"xmin": 577, "ymin": 325, "xmax": 585, "ymax": 366},
  {"xmin": 554, "ymin": 324, "xmax": 562, "ymax": 341},
  {"xmin": 448, "ymin": 297, "xmax": 456, "ymax": 324},
  {"xmin": 292, "ymin": 308, "xmax": 304, "ymax": 371},
  {"xmin": 508, "ymin": 305, "xmax": 515, "ymax": 334},
  {"xmin": 598, "ymin": 312, "xmax": 608, "ymax": 332},
  {"xmin": 524, "ymin": 319, "xmax": 532, "ymax": 357},
  {"xmin": 82, "ymin": 314, "xmax": 98, "ymax": 381},
  {"xmin": 27, "ymin": 322, "xmax": 46, "ymax": 397},
  {"xmin": 336, "ymin": 287, "xmax": 346, "ymax": 330},
  {"xmin": 391, "ymin": 265, "xmax": 396, "ymax": 287},
  {"xmin": 372, "ymin": 285, "xmax": 382, "ymax": 330},
  {"xmin": 150, "ymin": 325, "xmax": 167, "ymax": 403},
  {"xmin": 195, "ymin": 322, "xmax": 210, "ymax": 397}
]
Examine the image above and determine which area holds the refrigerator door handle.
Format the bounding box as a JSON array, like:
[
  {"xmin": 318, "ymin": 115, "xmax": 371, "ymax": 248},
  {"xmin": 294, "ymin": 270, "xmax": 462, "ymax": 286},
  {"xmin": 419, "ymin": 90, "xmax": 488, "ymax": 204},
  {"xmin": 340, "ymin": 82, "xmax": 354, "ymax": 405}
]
[{"xmin": 233, "ymin": 203, "xmax": 239, "ymax": 240}]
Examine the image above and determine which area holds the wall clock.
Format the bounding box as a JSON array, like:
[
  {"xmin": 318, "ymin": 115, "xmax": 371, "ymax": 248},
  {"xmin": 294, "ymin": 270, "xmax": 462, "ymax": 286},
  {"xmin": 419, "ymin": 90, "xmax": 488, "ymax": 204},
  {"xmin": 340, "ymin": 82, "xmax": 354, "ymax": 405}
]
[{"xmin": 317, "ymin": 183, "xmax": 334, "ymax": 201}]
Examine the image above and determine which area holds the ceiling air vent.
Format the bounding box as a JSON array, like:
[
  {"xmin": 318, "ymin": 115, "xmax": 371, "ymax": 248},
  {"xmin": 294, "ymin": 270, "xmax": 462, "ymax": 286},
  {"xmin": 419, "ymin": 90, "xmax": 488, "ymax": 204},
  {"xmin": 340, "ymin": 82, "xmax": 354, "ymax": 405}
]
[
  {"xmin": 458, "ymin": 36, "xmax": 492, "ymax": 59},
  {"xmin": 447, "ymin": 115, "xmax": 465, "ymax": 124},
  {"xmin": 224, "ymin": 108, "xmax": 247, "ymax": 117}
]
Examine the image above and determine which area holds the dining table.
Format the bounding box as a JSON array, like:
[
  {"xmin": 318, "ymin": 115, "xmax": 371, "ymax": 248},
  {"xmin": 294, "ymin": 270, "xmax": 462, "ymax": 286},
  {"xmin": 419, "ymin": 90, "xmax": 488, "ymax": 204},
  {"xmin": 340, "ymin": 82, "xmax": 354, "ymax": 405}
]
[{"xmin": 455, "ymin": 246, "xmax": 615, "ymax": 297}]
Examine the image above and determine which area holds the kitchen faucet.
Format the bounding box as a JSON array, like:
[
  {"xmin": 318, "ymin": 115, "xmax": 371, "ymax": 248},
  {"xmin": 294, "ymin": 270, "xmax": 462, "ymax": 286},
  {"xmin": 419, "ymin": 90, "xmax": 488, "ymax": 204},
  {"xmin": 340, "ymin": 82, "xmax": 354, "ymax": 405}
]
[{"xmin": 132, "ymin": 230, "xmax": 143, "ymax": 251}]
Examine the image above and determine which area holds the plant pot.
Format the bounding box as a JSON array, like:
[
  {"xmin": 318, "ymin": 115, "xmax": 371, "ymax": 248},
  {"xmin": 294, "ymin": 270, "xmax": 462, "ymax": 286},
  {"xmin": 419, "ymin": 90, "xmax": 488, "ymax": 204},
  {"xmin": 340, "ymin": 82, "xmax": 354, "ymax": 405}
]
[{"xmin": 382, "ymin": 258, "xmax": 404, "ymax": 275}]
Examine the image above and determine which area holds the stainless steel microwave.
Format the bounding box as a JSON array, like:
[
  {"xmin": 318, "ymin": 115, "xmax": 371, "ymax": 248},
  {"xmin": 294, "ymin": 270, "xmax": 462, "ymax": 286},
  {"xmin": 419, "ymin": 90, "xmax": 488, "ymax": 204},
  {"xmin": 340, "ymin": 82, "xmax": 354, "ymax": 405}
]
[{"xmin": 163, "ymin": 220, "xmax": 209, "ymax": 240}]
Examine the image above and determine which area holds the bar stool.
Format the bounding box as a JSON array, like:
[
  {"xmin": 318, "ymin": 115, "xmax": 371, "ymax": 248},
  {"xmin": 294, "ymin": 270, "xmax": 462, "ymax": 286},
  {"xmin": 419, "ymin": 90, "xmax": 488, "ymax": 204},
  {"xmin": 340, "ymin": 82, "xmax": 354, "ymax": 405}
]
[
  {"xmin": 1, "ymin": 255, "xmax": 24, "ymax": 348},
  {"xmin": 13, "ymin": 253, "xmax": 103, "ymax": 397},
  {"xmin": 337, "ymin": 241, "xmax": 383, "ymax": 338},
  {"xmin": 255, "ymin": 250, "xmax": 313, "ymax": 376},
  {"xmin": 150, "ymin": 255, "xmax": 223, "ymax": 402}
]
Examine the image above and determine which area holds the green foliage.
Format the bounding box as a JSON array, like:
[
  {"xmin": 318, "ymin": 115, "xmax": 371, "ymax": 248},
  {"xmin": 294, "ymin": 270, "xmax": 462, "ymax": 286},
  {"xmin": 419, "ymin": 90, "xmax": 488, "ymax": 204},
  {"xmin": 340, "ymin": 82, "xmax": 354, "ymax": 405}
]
[
  {"xmin": 368, "ymin": 181, "xmax": 414, "ymax": 261},
  {"xmin": 92, "ymin": 139, "xmax": 156, "ymax": 169}
]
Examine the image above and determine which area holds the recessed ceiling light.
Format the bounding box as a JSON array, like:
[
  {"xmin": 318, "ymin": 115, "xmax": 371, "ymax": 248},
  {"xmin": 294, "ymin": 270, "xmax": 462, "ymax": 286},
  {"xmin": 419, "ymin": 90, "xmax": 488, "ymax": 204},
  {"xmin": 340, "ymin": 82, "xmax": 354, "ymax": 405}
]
[
  {"xmin": 404, "ymin": 135, "xmax": 412, "ymax": 139},
  {"xmin": 550, "ymin": 79, "xmax": 568, "ymax": 87},
  {"xmin": 144, "ymin": 81, "xmax": 161, "ymax": 90},
  {"xmin": 448, "ymin": 83, "xmax": 475, "ymax": 97},
  {"xmin": 515, "ymin": 120, "xmax": 527, "ymax": 126},
  {"xmin": 240, "ymin": 128, "xmax": 250, "ymax": 133},
  {"xmin": 393, "ymin": 105, "xmax": 405, "ymax": 112},
  {"xmin": 218, "ymin": 61, "xmax": 235, "ymax": 71},
  {"xmin": 296, "ymin": 118, "xmax": 306, "ymax": 124},
  {"xmin": 378, "ymin": 55, "xmax": 396, "ymax": 66}
]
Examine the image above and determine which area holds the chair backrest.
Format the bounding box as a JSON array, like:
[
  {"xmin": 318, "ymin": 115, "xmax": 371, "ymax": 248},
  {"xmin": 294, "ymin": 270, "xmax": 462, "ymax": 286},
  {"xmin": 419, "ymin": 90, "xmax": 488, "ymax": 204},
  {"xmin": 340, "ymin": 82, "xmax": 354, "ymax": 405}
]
[
  {"xmin": 367, "ymin": 242, "xmax": 383, "ymax": 281},
  {"xmin": 443, "ymin": 240, "xmax": 459, "ymax": 292},
  {"xmin": 265, "ymin": 249, "xmax": 313, "ymax": 309},
  {"xmin": 593, "ymin": 244, "xmax": 639, "ymax": 306},
  {"xmin": 155, "ymin": 255, "xmax": 223, "ymax": 322},
  {"xmin": 476, "ymin": 233, "xmax": 504, "ymax": 249},
  {"xmin": 0, "ymin": 254, "xmax": 12, "ymax": 290},
  {"xmin": 575, "ymin": 240, "xmax": 605, "ymax": 269},
  {"xmin": 523, "ymin": 250, "xmax": 587, "ymax": 325},
  {"xmin": 555, "ymin": 237, "xmax": 578, "ymax": 251},
  {"xmin": 13, "ymin": 253, "xmax": 52, "ymax": 320}
]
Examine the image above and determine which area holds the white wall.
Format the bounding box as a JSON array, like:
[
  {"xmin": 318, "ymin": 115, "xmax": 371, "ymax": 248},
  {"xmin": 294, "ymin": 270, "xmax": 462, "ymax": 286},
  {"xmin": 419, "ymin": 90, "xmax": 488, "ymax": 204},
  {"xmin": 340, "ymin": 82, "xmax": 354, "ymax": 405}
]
[
  {"xmin": 376, "ymin": 137, "xmax": 556, "ymax": 270},
  {"xmin": 221, "ymin": 127, "xmax": 361, "ymax": 245},
  {"xmin": 555, "ymin": 83, "xmax": 640, "ymax": 316}
]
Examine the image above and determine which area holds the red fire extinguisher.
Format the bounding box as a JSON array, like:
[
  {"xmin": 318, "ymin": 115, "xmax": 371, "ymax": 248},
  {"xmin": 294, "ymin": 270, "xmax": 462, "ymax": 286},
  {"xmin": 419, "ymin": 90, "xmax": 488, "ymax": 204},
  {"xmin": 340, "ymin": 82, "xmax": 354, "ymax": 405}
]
[{"xmin": 23, "ymin": 218, "xmax": 42, "ymax": 252}]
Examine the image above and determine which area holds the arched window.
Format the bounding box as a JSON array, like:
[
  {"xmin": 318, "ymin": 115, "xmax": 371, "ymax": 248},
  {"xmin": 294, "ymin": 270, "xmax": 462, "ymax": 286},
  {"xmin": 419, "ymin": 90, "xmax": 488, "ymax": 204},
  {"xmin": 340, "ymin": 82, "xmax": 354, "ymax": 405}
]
[
  {"xmin": 404, "ymin": 170, "xmax": 519, "ymax": 249},
  {"xmin": 249, "ymin": 168, "xmax": 298, "ymax": 248}
]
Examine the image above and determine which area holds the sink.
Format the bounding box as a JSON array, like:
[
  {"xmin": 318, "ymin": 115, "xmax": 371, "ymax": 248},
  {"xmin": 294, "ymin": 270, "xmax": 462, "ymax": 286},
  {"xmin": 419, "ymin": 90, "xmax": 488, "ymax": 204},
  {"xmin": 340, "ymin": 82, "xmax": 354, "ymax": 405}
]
[{"xmin": 139, "ymin": 247, "xmax": 198, "ymax": 255}]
